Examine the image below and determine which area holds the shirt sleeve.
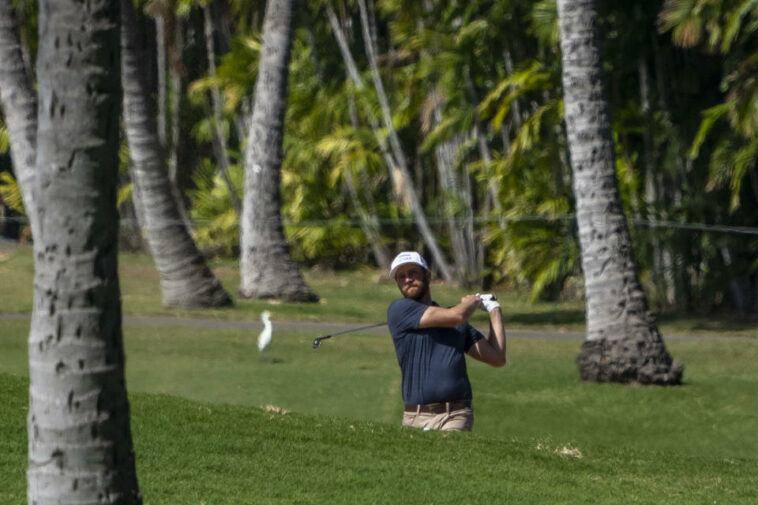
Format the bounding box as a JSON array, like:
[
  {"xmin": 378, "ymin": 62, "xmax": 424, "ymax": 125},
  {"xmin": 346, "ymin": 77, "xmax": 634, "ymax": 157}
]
[
  {"xmin": 387, "ymin": 298, "xmax": 427, "ymax": 336},
  {"xmin": 462, "ymin": 323, "xmax": 484, "ymax": 352}
]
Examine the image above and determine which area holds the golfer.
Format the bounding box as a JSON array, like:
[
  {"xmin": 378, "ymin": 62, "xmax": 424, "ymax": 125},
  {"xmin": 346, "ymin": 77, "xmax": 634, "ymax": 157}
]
[{"xmin": 387, "ymin": 251, "xmax": 506, "ymax": 432}]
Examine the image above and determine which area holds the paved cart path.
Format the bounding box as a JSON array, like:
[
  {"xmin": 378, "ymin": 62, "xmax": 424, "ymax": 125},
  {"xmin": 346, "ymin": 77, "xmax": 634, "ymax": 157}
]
[{"xmin": 0, "ymin": 312, "xmax": 745, "ymax": 342}]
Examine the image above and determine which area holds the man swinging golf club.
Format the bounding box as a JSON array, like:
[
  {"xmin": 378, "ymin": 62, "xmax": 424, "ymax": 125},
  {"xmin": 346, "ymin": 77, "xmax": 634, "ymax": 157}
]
[{"xmin": 388, "ymin": 251, "xmax": 506, "ymax": 432}]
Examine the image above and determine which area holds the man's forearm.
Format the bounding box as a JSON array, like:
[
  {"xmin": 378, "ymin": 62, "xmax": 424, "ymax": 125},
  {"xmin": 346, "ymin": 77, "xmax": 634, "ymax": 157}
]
[
  {"xmin": 419, "ymin": 294, "xmax": 481, "ymax": 328},
  {"xmin": 487, "ymin": 309, "xmax": 507, "ymax": 363}
]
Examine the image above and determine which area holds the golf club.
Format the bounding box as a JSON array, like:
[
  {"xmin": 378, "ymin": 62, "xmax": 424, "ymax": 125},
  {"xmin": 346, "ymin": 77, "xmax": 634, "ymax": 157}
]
[
  {"xmin": 312, "ymin": 322, "xmax": 388, "ymax": 349},
  {"xmin": 311, "ymin": 294, "xmax": 497, "ymax": 349}
]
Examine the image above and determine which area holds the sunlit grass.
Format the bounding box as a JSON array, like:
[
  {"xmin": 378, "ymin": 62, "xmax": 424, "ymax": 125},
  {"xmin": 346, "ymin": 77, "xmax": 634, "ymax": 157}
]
[
  {"xmin": 2, "ymin": 242, "xmax": 757, "ymax": 504},
  {"xmin": 1, "ymin": 369, "xmax": 756, "ymax": 505},
  {"xmin": 1, "ymin": 317, "xmax": 756, "ymax": 460},
  {"xmin": 2, "ymin": 245, "xmax": 755, "ymax": 337}
]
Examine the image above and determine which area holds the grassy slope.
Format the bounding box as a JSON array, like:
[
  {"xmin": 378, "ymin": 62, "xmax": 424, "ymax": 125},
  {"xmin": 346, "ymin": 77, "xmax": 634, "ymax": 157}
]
[
  {"xmin": 1, "ymin": 373, "xmax": 755, "ymax": 505},
  {"xmin": 2, "ymin": 318, "xmax": 756, "ymax": 459},
  {"xmin": 2, "ymin": 246, "xmax": 757, "ymax": 503}
]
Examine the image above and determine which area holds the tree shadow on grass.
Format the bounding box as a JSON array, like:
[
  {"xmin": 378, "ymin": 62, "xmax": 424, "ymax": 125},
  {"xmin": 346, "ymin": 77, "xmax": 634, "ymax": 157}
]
[
  {"xmin": 503, "ymin": 309, "xmax": 586, "ymax": 327},
  {"xmin": 655, "ymin": 311, "xmax": 758, "ymax": 333}
]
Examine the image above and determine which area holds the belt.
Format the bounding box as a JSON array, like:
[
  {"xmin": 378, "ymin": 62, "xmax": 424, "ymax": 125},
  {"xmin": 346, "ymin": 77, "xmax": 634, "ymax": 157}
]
[{"xmin": 404, "ymin": 400, "xmax": 471, "ymax": 414}]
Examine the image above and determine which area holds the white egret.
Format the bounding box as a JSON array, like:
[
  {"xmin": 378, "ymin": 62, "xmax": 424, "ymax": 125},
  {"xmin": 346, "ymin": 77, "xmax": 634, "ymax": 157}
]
[{"xmin": 258, "ymin": 311, "xmax": 272, "ymax": 352}]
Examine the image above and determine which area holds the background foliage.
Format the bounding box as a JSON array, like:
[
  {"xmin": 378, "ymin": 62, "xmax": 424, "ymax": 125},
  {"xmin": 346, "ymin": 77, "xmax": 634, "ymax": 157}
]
[{"xmin": 1, "ymin": 0, "xmax": 756, "ymax": 313}]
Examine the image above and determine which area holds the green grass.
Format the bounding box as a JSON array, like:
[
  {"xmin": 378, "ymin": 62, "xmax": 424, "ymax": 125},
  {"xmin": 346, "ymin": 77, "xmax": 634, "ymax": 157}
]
[
  {"xmin": 2, "ymin": 317, "xmax": 756, "ymax": 458},
  {"xmin": 2, "ymin": 246, "xmax": 758, "ymax": 503},
  {"xmin": 1, "ymin": 371, "xmax": 756, "ymax": 505},
  {"xmin": 2, "ymin": 245, "xmax": 756, "ymax": 336},
  {"xmin": 0, "ymin": 244, "xmax": 586, "ymax": 329}
]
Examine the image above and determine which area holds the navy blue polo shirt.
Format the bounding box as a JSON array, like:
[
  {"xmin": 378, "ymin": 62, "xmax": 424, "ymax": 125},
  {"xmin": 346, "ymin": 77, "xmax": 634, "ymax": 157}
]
[{"xmin": 387, "ymin": 298, "xmax": 483, "ymax": 405}]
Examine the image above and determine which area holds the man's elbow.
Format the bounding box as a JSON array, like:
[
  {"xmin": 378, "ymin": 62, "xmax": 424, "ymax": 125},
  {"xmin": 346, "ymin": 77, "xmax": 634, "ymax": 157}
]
[{"xmin": 490, "ymin": 356, "xmax": 506, "ymax": 368}]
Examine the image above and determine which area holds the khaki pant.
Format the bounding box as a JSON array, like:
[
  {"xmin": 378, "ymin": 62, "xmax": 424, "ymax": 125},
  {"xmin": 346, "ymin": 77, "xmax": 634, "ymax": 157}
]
[{"xmin": 402, "ymin": 405, "xmax": 473, "ymax": 432}]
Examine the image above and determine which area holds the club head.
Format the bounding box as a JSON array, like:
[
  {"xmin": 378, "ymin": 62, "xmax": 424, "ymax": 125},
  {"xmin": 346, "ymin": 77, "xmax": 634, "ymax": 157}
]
[{"xmin": 312, "ymin": 338, "xmax": 322, "ymax": 349}]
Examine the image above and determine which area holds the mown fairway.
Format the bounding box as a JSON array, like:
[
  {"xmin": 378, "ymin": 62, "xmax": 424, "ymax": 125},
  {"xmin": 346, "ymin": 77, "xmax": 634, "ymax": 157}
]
[{"xmin": 1, "ymin": 246, "xmax": 756, "ymax": 503}]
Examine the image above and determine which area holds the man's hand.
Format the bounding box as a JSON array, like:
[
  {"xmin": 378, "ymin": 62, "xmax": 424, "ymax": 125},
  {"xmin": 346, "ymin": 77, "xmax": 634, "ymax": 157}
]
[
  {"xmin": 477, "ymin": 293, "xmax": 500, "ymax": 313},
  {"xmin": 461, "ymin": 293, "xmax": 484, "ymax": 309},
  {"xmin": 468, "ymin": 293, "xmax": 506, "ymax": 367}
]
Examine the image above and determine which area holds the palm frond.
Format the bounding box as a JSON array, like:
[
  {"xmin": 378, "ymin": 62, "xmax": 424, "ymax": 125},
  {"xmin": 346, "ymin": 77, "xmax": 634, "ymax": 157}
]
[
  {"xmin": 0, "ymin": 172, "xmax": 25, "ymax": 214},
  {"xmin": 0, "ymin": 123, "xmax": 9, "ymax": 153}
]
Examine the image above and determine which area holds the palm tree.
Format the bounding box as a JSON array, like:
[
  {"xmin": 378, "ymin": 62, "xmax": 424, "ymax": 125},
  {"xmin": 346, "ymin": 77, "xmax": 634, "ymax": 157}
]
[
  {"xmin": 556, "ymin": 0, "xmax": 683, "ymax": 384},
  {"xmin": 0, "ymin": 0, "xmax": 38, "ymax": 237},
  {"xmin": 239, "ymin": 0, "xmax": 318, "ymax": 301},
  {"xmin": 28, "ymin": 0, "xmax": 142, "ymax": 502},
  {"xmin": 323, "ymin": 4, "xmax": 456, "ymax": 282},
  {"xmin": 122, "ymin": 0, "xmax": 232, "ymax": 308}
]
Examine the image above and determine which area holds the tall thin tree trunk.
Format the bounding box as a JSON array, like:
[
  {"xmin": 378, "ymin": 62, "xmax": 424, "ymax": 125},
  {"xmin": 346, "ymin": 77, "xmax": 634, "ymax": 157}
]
[
  {"xmin": 122, "ymin": 0, "xmax": 232, "ymax": 308},
  {"xmin": 356, "ymin": 0, "xmax": 454, "ymax": 282},
  {"xmin": 0, "ymin": 0, "xmax": 38, "ymax": 237},
  {"xmin": 636, "ymin": 5, "xmax": 669, "ymax": 307},
  {"xmin": 167, "ymin": 15, "xmax": 182, "ymax": 189},
  {"xmin": 557, "ymin": 0, "xmax": 682, "ymax": 385},
  {"xmin": 155, "ymin": 16, "xmax": 167, "ymax": 146},
  {"xmin": 463, "ymin": 66, "xmax": 503, "ymax": 220},
  {"xmin": 239, "ymin": 0, "xmax": 318, "ymax": 301},
  {"xmin": 432, "ymin": 102, "xmax": 477, "ymax": 285},
  {"xmin": 203, "ymin": 5, "xmax": 242, "ymax": 217},
  {"xmin": 346, "ymin": 97, "xmax": 392, "ymax": 270},
  {"xmin": 29, "ymin": 1, "xmax": 142, "ymax": 502},
  {"xmin": 329, "ymin": 3, "xmax": 453, "ymax": 282},
  {"xmin": 145, "ymin": 0, "xmax": 188, "ymax": 223}
]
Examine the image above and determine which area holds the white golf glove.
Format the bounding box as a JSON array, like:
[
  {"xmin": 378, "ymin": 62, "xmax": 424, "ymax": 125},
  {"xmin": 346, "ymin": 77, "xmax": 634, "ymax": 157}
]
[{"xmin": 477, "ymin": 293, "xmax": 500, "ymax": 313}]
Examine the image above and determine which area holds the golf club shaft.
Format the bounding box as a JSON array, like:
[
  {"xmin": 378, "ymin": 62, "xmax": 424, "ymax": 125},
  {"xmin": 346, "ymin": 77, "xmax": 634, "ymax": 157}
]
[
  {"xmin": 312, "ymin": 321, "xmax": 388, "ymax": 348},
  {"xmin": 311, "ymin": 295, "xmax": 497, "ymax": 348}
]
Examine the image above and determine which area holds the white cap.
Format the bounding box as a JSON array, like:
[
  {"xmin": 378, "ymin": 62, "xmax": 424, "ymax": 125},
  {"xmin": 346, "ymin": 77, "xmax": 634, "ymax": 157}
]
[{"xmin": 389, "ymin": 251, "xmax": 429, "ymax": 279}]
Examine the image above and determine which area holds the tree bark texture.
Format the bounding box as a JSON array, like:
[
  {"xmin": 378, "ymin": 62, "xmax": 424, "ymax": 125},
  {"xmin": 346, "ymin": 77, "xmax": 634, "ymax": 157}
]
[
  {"xmin": 121, "ymin": 0, "xmax": 232, "ymax": 308},
  {"xmin": 239, "ymin": 0, "xmax": 318, "ymax": 301},
  {"xmin": 0, "ymin": 0, "xmax": 39, "ymax": 237},
  {"xmin": 29, "ymin": 1, "xmax": 142, "ymax": 503},
  {"xmin": 557, "ymin": 0, "xmax": 682, "ymax": 385}
]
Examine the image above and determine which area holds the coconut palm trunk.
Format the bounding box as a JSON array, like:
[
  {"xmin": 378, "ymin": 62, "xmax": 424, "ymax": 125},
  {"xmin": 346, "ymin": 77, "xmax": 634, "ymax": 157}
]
[
  {"xmin": 203, "ymin": 5, "xmax": 242, "ymax": 218},
  {"xmin": 556, "ymin": 0, "xmax": 683, "ymax": 384},
  {"xmin": 239, "ymin": 0, "xmax": 318, "ymax": 301},
  {"xmin": 431, "ymin": 103, "xmax": 479, "ymax": 286},
  {"xmin": 0, "ymin": 0, "xmax": 38, "ymax": 237},
  {"xmin": 326, "ymin": 4, "xmax": 454, "ymax": 282},
  {"xmin": 28, "ymin": 1, "xmax": 142, "ymax": 503},
  {"xmin": 122, "ymin": 0, "xmax": 232, "ymax": 308}
]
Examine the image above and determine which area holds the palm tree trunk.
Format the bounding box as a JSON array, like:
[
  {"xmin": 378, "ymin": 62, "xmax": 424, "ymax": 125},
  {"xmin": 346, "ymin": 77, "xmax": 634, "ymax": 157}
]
[
  {"xmin": 346, "ymin": 97, "xmax": 392, "ymax": 270},
  {"xmin": 328, "ymin": 3, "xmax": 453, "ymax": 282},
  {"xmin": 29, "ymin": 1, "xmax": 142, "ymax": 502},
  {"xmin": 557, "ymin": 0, "xmax": 682, "ymax": 385},
  {"xmin": 355, "ymin": 0, "xmax": 454, "ymax": 282},
  {"xmin": 203, "ymin": 5, "xmax": 242, "ymax": 217},
  {"xmin": 122, "ymin": 0, "xmax": 232, "ymax": 308},
  {"xmin": 0, "ymin": 0, "xmax": 38, "ymax": 237},
  {"xmin": 155, "ymin": 16, "xmax": 168, "ymax": 146},
  {"xmin": 431, "ymin": 103, "xmax": 478, "ymax": 285},
  {"xmin": 167, "ymin": 14, "xmax": 183, "ymax": 190},
  {"xmin": 463, "ymin": 66, "xmax": 504, "ymax": 220},
  {"xmin": 239, "ymin": 0, "xmax": 318, "ymax": 301}
]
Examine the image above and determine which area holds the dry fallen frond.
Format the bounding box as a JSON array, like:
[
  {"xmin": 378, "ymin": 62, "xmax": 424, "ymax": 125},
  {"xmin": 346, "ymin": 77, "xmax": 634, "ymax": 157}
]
[
  {"xmin": 264, "ymin": 405, "xmax": 289, "ymax": 415},
  {"xmin": 555, "ymin": 445, "xmax": 583, "ymax": 459}
]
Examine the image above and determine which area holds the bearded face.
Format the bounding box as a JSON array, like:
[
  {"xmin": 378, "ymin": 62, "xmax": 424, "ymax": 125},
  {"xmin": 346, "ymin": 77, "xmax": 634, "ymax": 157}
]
[{"xmin": 394, "ymin": 265, "xmax": 430, "ymax": 301}]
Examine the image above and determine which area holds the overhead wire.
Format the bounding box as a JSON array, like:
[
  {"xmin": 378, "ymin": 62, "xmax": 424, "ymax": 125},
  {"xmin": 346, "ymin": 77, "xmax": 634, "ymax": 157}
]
[{"xmin": 1, "ymin": 214, "xmax": 758, "ymax": 235}]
